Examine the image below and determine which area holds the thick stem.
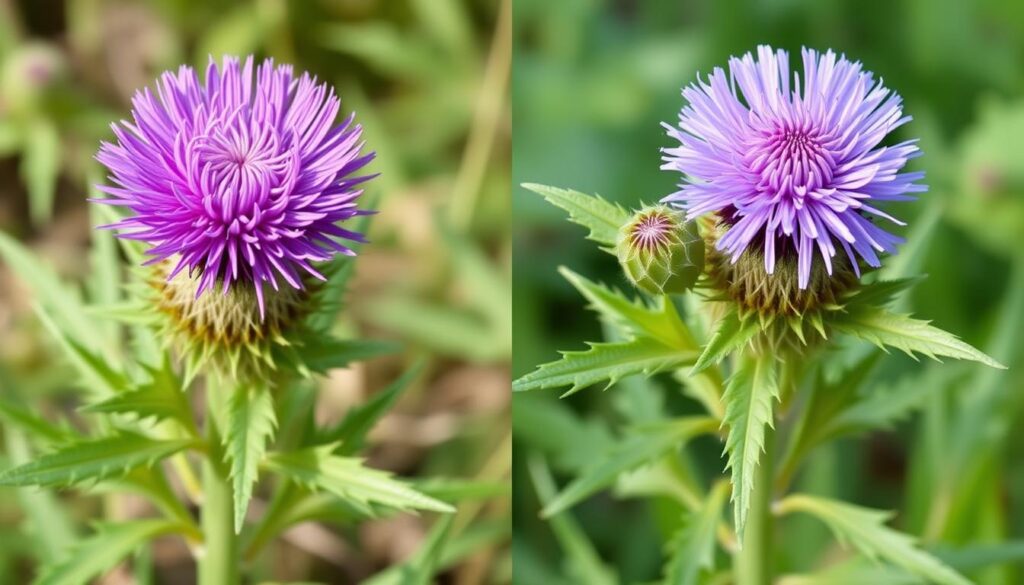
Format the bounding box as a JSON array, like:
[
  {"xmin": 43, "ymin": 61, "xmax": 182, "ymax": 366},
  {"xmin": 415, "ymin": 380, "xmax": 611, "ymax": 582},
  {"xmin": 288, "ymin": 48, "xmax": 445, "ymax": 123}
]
[
  {"xmin": 199, "ymin": 455, "xmax": 239, "ymax": 585},
  {"xmin": 198, "ymin": 382, "xmax": 239, "ymax": 585},
  {"xmin": 737, "ymin": 420, "xmax": 775, "ymax": 585}
]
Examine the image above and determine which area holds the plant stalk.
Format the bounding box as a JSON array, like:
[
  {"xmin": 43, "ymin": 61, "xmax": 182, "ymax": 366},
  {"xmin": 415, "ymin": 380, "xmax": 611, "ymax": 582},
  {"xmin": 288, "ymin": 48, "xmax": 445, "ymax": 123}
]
[
  {"xmin": 198, "ymin": 382, "xmax": 239, "ymax": 585},
  {"xmin": 736, "ymin": 419, "xmax": 775, "ymax": 585}
]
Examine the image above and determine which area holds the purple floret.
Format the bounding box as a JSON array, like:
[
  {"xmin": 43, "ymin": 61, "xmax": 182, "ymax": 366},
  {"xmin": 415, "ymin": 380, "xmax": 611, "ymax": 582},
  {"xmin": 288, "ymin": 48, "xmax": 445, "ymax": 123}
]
[
  {"xmin": 94, "ymin": 55, "xmax": 375, "ymax": 316},
  {"xmin": 662, "ymin": 46, "xmax": 926, "ymax": 288}
]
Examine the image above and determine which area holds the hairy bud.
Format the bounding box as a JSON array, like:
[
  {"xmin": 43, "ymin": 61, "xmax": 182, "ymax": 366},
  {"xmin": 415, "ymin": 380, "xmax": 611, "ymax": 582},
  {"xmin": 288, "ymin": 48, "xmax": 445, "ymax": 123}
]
[{"xmin": 616, "ymin": 205, "xmax": 704, "ymax": 295}]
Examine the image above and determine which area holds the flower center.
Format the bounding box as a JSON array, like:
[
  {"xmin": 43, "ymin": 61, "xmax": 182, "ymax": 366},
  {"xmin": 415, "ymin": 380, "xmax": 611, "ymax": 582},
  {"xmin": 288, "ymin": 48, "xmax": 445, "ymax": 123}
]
[
  {"xmin": 630, "ymin": 213, "xmax": 674, "ymax": 251},
  {"xmin": 748, "ymin": 124, "xmax": 835, "ymax": 200}
]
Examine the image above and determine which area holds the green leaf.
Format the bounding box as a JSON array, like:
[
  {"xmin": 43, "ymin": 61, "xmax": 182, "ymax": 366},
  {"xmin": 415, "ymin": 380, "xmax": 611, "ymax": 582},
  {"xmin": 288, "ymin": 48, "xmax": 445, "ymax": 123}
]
[
  {"xmin": 413, "ymin": 478, "xmax": 510, "ymax": 503},
  {"xmin": 522, "ymin": 183, "xmax": 629, "ymax": 250},
  {"xmin": 691, "ymin": 311, "xmax": 759, "ymax": 375},
  {"xmin": 296, "ymin": 336, "xmax": 399, "ymax": 374},
  {"xmin": 560, "ymin": 267, "xmax": 695, "ymax": 348},
  {"xmin": 820, "ymin": 366, "xmax": 960, "ymax": 441},
  {"xmin": 541, "ymin": 417, "xmax": 717, "ymax": 517},
  {"xmin": 318, "ymin": 24, "xmax": 440, "ymax": 80},
  {"xmin": 0, "ymin": 433, "xmax": 194, "ymax": 488},
  {"xmin": 81, "ymin": 359, "xmax": 192, "ymax": 430},
  {"xmin": 664, "ymin": 480, "xmax": 729, "ymax": 585},
  {"xmin": 35, "ymin": 304, "xmax": 130, "ymax": 398},
  {"xmin": 0, "ymin": 398, "xmax": 74, "ymax": 445},
  {"xmin": 34, "ymin": 520, "xmax": 179, "ymax": 585},
  {"xmin": 318, "ymin": 361, "xmax": 424, "ymax": 454},
  {"xmin": 21, "ymin": 117, "xmax": 60, "ymax": 226},
  {"xmin": 0, "ymin": 231, "xmax": 97, "ymax": 347},
  {"xmin": 514, "ymin": 337, "xmax": 697, "ymax": 395},
  {"xmin": 833, "ymin": 306, "xmax": 1005, "ymax": 369},
  {"xmin": 721, "ymin": 354, "xmax": 778, "ymax": 541},
  {"xmin": 265, "ymin": 445, "xmax": 454, "ymax": 514},
  {"xmin": 846, "ymin": 278, "xmax": 923, "ymax": 309},
  {"xmin": 225, "ymin": 385, "xmax": 277, "ymax": 534},
  {"xmin": 362, "ymin": 515, "xmax": 455, "ymax": 585},
  {"xmin": 527, "ymin": 454, "xmax": 616, "ymax": 585},
  {"xmin": 777, "ymin": 494, "xmax": 971, "ymax": 585}
]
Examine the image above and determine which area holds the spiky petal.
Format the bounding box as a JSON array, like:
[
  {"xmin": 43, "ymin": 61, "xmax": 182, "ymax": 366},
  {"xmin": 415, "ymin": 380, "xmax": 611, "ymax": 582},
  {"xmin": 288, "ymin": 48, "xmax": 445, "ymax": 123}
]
[
  {"xmin": 662, "ymin": 45, "xmax": 926, "ymax": 288},
  {"xmin": 94, "ymin": 55, "xmax": 375, "ymax": 316}
]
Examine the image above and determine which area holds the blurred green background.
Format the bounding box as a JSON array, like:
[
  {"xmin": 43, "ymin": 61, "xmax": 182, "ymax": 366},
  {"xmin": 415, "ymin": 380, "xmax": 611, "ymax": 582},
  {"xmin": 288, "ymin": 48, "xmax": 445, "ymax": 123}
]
[
  {"xmin": 0, "ymin": 0, "xmax": 509, "ymax": 583},
  {"xmin": 513, "ymin": 0, "xmax": 1024, "ymax": 583}
]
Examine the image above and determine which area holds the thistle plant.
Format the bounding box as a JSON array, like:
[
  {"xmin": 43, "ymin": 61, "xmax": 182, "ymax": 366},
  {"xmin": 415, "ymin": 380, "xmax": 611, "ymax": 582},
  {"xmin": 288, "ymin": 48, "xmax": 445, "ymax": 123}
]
[
  {"xmin": 515, "ymin": 46, "xmax": 1004, "ymax": 585},
  {"xmin": 0, "ymin": 56, "xmax": 459, "ymax": 584}
]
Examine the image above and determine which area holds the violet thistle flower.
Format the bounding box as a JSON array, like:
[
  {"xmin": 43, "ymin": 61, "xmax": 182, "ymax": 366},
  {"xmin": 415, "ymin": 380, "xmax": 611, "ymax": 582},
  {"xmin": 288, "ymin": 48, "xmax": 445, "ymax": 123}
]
[
  {"xmin": 662, "ymin": 46, "xmax": 925, "ymax": 291},
  {"xmin": 94, "ymin": 56, "xmax": 375, "ymax": 318}
]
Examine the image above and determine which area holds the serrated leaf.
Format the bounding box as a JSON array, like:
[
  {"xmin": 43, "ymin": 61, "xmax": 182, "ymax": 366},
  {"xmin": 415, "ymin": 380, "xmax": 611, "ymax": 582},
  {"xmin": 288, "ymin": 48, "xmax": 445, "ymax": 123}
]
[
  {"xmin": 691, "ymin": 311, "xmax": 759, "ymax": 375},
  {"xmin": 514, "ymin": 337, "xmax": 697, "ymax": 395},
  {"xmin": 777, "ymin": 494, "xmax": 971, "ymax": 585},
  {"xmin": 560, "ymin": 267, "xmax": 695, "ymax": 348},
  {"xmin": 82, "ymin": 359, "xmax": 192, "ymax": 429},
  {"xmin": 34, "ymin": 520, "xmax": 179, "ymax": 585},
  {"xmin": 522, "ymin": 183, "xmax": 628, "ymax": 250},
  {"xmin": 225, "ymin": 384, "xmax": 277, "ymax": 533},
  {"xmin": 664, "ymin": 480, "xmax": 729, "ymax": 585},
  {"xmin": 541, "ymin": 417, "xmax": 717, "ymax": 517},
  {"xmin": 265, "ymin": 445, "xmax": 454, "ymax": 514},
  {"xmin": 0, "ymin": 433, "xmax": 194, "ymax": 488},
  {"xmin": 833, "ymin": 306, "xmax": 1005, "ymax": 369},
  {"xmin": 318, "ymin": 361, "xmax": 423, "ymax": 454},
  {"xmin": 722, "ymin": 354, "xmax": 778, "ymax": 541}
]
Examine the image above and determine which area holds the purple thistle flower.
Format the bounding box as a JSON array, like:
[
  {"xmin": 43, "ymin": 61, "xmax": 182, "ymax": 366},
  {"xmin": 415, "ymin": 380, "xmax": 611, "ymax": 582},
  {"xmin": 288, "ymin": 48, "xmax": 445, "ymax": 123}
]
[
  {"xmin": 94, "ymin": 55, "xmax": 375, "ymax": 316},
  {"xmin": 662, "ymin": 46, "xmax": 926, "ymax": 288}
]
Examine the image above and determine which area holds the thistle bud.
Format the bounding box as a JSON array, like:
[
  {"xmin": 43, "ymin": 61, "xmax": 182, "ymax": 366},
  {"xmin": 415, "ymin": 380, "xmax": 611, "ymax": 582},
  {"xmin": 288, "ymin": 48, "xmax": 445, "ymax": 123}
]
[{"xmin": 616, "ymin": 205, "xmax": 703, "ymax": 295}]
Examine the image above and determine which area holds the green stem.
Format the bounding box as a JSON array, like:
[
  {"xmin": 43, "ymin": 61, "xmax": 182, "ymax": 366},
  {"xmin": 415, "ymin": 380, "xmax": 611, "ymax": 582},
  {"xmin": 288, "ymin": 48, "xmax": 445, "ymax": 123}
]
[
  {"xmin": 737, "ymin": 419, "xmax": 775, "ymax": 585},
  {"xmin": 199, "ymin": 455, "xmax": 239, "ymax": 585},
  {"xmin": 198, "ymin": 382, "xmax": 239, "ymax": 585}
]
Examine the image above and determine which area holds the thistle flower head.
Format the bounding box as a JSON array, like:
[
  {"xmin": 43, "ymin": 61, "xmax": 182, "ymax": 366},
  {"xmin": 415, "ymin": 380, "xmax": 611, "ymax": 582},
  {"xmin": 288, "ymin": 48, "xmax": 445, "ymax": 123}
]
[
  {"xmin": 94, "ymin": 55, "xmax": 374, "ymax": 317},
  {"xmin": 617, "ymin": 205, "xmax": 703, "ymax": 295},
  {"xmin": 662, "ymin": 46, "xmax": 926, "ymax": 289}
]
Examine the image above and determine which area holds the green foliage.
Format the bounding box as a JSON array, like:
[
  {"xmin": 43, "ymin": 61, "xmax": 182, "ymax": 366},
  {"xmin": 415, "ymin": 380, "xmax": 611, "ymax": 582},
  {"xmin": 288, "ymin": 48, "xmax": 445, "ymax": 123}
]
[
  {"xmin": 317, "ymin": 361, "xmax": 424, "ymax": 454},
  {"xmin": 522, "ymin": 183, "xmax": 629, "ymax": 250},
  {"xmin": 560, "ymin": 267, "xmax": 695, "ymax": 348},
  {"xmin": 0, "ymin": 434, "xmax": 194, "ymax": 488},
  {"xmin": 833, "ymin": 305, "xmax": 1004, "ymax": 368},
  {"xmin": 777, "ymin": 495, "xmax": 970, "ymax": 585},
  {"xmin": 691, "ymin": 311, "xmax": 759, "ymax": 375},
  {"xmin": 34, "ymin": 520, "xmax": 180, "ymax": 585},
  {"xmin": 514, "ymin": 337, "xmax": 696, "ymax": 395},
  {"xmin": 527, "ymin": 455, "xmax": 616, "ymax": 585},
  {"xmin": 721, "ymin": 354, "xmax": 778, "ymax": 542},
  {"xmin": 541, "ymin": 417, "xmax": 717, "ymax": 517},
  {"xmin": 663, "ymin": 480, "xmax": 729, "ymax": 585},
  {"xmin": 265, "ymin": 445, "xmax": 455, "ymax": 515},
  {"xmin": 362, "ymin": 515, "xmax": 455, "ymax": 585},
  {"xmin": 81, "ymin": 359, "xmax": 193, "ymax": 431},
  {"xmin": 224, "ymin": 385, "xmax": 277, "ymax": 534}
]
